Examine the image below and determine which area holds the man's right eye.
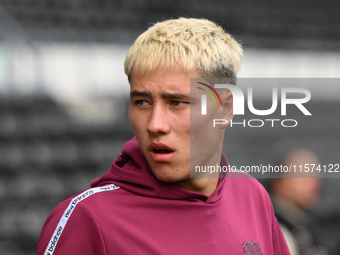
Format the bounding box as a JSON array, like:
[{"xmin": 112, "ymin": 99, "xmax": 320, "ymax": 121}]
[{"xmin": 136, "ymin": 100, "xmax": 149, "ymax": 106}]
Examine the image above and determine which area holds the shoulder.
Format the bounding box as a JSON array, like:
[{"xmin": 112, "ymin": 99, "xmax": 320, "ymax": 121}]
[
  {"xmin": 225, "ymin": 171, "xmax": 269, "ymax": 198},
  {"xmin": 223, "ymin": 173, "xmax": 291, "ymax": 254},
  {"xmin": 36, "ymin": 184, "xmax": 120, "ymax": 255},
  {"xmin": 44, "ymin": 184, "xmax": 121, "ymax": 226},
  {"xmin": 223, "ymin": 172, "xmax": 274, "ymax": 214},
  {"xmin": 52, "ymin": 184, "xmax": 121, "ymax": 221}
]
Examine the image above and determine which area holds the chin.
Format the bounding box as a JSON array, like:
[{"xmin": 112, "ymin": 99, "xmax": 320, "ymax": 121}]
[{"xmin": 152, "ymin": 169, "xmax": 188, "ymax": 183}]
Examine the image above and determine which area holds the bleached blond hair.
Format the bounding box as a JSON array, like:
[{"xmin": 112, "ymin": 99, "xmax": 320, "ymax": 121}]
[{"xmin": 124, "ymin": 17, "xmax": 243, "ymax": 80}]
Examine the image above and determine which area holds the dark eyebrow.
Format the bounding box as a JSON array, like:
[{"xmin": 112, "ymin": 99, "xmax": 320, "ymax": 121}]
[
  {"xmin": 130, "ymin": 91, "xmax": 190, "ymax": 100},
  {"xmin": 130, "ymin": 91, "xmax": 151, "ymax": 98},
  {"xmin": 161, "ymin": 93, "xmax": 190, "ymax": 100}
]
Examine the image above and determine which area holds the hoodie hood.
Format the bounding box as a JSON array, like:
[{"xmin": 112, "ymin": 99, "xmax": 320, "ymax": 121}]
[{"xmin": 91, "ymin": 137, "xmax": 228, "ymax": 203}]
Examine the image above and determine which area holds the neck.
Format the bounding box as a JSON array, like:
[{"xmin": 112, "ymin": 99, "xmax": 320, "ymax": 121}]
[
  {"xmin": 177, "ymin": 177, "xmax": 219, "ymax": 197},
  {"xmin": 180, "ymin": 137, "xmax": 224, "ymax": 197}
]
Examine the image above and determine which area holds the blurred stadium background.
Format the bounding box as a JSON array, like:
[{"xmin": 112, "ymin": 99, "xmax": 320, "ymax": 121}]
[{"xmin": 0, "ymin": 0, "xmax": 339, "ymax": 254}]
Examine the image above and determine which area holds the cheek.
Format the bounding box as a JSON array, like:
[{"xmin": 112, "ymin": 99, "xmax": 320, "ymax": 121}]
[
  {"xmin": 129, "ymin": 110, "xmax": 141, "ymax": 134},
  {"xmin": 169, "ymin": 111, "xmax": 190, "ymax": 131}
]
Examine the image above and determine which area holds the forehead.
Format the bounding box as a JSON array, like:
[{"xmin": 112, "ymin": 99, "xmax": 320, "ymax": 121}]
[{"xmin": 130, "ymin": 66, "xmax": 201, "ymax": 94}]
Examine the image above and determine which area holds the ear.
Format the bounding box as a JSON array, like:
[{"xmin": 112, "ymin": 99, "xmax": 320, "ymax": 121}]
[{"xmin": 218, "ymin": 90, "xmax": 234, "ymax": 129}]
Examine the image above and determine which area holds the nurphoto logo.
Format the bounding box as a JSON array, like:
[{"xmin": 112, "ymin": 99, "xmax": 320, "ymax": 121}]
[
  {"xmin": 196, "ymin": 82, "xmax": 223, "ymax": 115},
  {"xmin": 195, "ymin": 80, "xmax": 312, "ymax": 128}
]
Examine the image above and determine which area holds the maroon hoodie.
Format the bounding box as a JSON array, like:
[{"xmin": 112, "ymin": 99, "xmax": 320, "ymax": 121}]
[{"xmin": 36, "ymin": 137, "xmax": 290, "ymax": 255}]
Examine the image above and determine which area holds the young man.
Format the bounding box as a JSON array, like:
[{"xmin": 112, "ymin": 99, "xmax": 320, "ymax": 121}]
[{"xmin": 37, "ymin": 18, "xmax": 290, "ymax": 254}]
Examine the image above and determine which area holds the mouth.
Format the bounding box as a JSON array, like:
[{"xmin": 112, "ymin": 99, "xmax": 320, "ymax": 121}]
[
  {"xmin": 148, "ymin": 143, "xmax": 175, "ymax": 162},
  {"xmin": 153, "ymin": 148, "xmax": 173, "ymax": 154}
]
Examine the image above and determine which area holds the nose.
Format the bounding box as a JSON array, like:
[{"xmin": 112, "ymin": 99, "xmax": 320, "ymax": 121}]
[{"xmin": 147, "ymin": 103, "xmax": 171, "ymax": 136}]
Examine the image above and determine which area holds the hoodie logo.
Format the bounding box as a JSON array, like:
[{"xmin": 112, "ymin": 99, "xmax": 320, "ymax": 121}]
[{"xmin": 243, "ymin": 240, "xmax": 262, "ymax": 255}]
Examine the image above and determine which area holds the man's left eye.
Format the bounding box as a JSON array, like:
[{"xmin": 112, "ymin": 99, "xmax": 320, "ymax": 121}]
[{"xmin": 171, "ymin": 101, "xmax": 185, "ymax": 106}]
